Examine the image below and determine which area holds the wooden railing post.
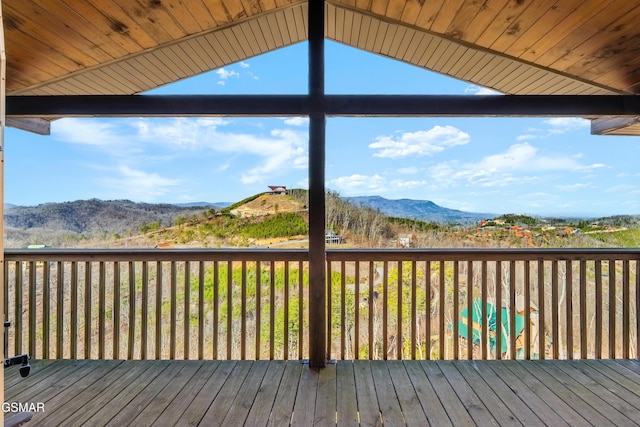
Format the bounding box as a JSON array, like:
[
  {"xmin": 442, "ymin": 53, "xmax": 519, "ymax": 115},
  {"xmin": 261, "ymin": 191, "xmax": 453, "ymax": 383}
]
[{"xmin": 308, "ymin": 0, "xmax": 326, "ymax": 368}]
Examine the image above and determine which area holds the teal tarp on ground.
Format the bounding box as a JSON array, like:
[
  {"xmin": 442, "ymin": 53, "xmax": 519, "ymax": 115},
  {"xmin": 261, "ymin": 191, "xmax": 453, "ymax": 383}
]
[{"xmin": 458, "ymin": 299, "xmax": 526, "ymax": 354}]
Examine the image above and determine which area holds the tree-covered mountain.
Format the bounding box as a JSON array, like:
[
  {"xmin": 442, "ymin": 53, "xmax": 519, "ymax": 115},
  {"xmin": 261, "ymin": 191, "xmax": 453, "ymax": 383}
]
[
  {"xmin": 345, "ymin": 196, "xmax": 492, "ymax": 224},
  {"xmin": 4, "ymin": 199, "xmax": 214, "ymax": 247}
]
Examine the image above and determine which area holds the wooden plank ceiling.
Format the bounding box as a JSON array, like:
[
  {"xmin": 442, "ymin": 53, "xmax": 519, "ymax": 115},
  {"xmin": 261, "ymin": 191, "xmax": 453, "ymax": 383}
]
[{"xmin": 4, "ymin": 0, "xmax": 640, "ymax": 134}]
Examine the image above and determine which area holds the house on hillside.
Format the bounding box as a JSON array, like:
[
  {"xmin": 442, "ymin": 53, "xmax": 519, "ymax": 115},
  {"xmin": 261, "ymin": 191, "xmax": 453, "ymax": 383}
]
[
  {"xmin": 268, "ymin": 185, "xmax": 287, "ymax": 195},
  {"xmin": 397, "ymin": 233, "xmax": 417, "ymax": 248}
]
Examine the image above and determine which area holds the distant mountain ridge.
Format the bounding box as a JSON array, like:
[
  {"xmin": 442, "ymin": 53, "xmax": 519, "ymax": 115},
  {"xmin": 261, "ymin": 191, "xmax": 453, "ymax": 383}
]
[
  {"xmin": 5, "ymin": 199, "xmax": 211, "ymax": 237},
  {"xmin": 345, "ymin": 196, "xmax": 492, "ymax": 224}
]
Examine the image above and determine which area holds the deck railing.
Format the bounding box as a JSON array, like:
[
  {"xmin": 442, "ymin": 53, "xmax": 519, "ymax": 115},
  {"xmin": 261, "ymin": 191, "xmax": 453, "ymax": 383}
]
[{"xmin": 5, "ymin": 248, "xmax": 640, "ymax": 361}]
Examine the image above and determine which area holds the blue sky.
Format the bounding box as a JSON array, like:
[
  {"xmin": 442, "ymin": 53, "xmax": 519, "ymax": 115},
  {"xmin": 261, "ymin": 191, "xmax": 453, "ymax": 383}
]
[{"xmin": 5, "ymin": 41, "xmax": 640, "ymax": 217}]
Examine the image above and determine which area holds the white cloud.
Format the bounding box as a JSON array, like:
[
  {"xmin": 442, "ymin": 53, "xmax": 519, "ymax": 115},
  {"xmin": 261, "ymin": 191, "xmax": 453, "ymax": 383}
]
[
  {"xmin": 282, "ymin": 117, "xmax": 309, "ymax": 127},
  {"xmin": 240, "ymin": 128, "xmax": 307, "ymax": 183},
  {"xmin": 328, "ymin": 174, "xmax": 428, "ymax": 195},
  {"xmin": 54, "ymin": 117, "xmax": 308, "ymax": 189},
  {"xmin": 544, "ymin": 117, "xmax": 589, "ymax": 134},
  {"xmin": 329, "ymin": 174, "xmax": 386, "ymax": 194},
  {"xmin": 369, "ymin": 125, "xmax": 470, "ymax": 159},
  {"xmin": 389, "ymin": 179, "xmax": 427, "ymax": 189},
  {"xmin": 556, "ymin": 183, "xmax": 592, "ymax": 192},
  {"xmin": 427, "ymin": 142, "xmax": 595, "ymax": 188},
  {"xmin": 240, "ymin": 62, "xmax": 250, "ymax": 68},
  {"xmin": 101, "ymin": 165, "xmax": 181, "ymax": 201},
  {"xmin": 516, "ymin": 134, "xmax": 537, "ymax": 141},
  {"xmin": 397, "ymin": 166, "xmax": 419, "ymax": 174},
  {"xmin": 464, "ymin": 85, "xmax": 502, "ymax": 95},
  {"xmin": 53, "ymin": 119, "xmax": 121, "ymax": 147},
  {"xmin": 216, "ymin": 68, "xmax": 239, "ymax": 85}
]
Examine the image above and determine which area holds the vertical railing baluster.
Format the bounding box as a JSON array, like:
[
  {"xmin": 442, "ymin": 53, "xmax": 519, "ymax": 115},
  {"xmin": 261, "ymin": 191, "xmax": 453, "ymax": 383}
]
[
  {"xmin": 99, "ymin": 262, "xmax": 105, "ymax": 360},
  {"xmin": 198, "ymin": 261, "xmax": 205, "ymax": 360},
  {"xmin": 609, "ymin": 259, "xmax": 616, "ymax": 359},
  {"xmin": 141, "ymin": 261, "xmax": 148, "ymax": 360},
  {"xmin": 453, "ymin": 261, "xmax": 459, "ymax": 360},
  {"xmin": 284, "ymin": 261, "xmax": 290, "ymax": 360},
  {"xmin": 481, "ymin": 260, "xmax": 488, "ymax": 360},
  {"xmin": 113, "ymin": 262, "xmax": 120, "ymax": 360},
  {"xmin": 128, "ymin": 261, "xmax": 135, "ymax": 360},
  {"xmin": 411, "ymin": 261, "xmax": 417, "ymax": 360},
  {"xmin": 213, "ymin": 261, "xmax": 219, "ymax": 360},
  {"xmin": 70, "ymin": 261, "xmax": 78, "ymax": 359},
  {"xmin": 369, "ymin": 261, "xmax": 375, "ymax": 359},
  {"xmin": 327, "ymin": 260, "xmax": 332, "ymax": 359},
  {"xmin": 156, "ymin": 261, "xmax": 162, "ymax": 360},
  {"xmin": 623, "ymin": 260, "xmax": 630, "ymax": 359},
  {"xmin": 84, "ymin": 262, "xmax": 92, "ymax": 359},
  {"xmin": 170, "ymin": 261, "xmax": 177, "ymax": 359},
  {"xmin": 537, "ymin": 259, "xmax": 544, "ymax": 360},
  {"xmin": 425, "ymin": 261, "xmax": 431, "ymax": 361},
  {"xmin": 551, "ymin": 260, "xmax": 558, "ymax": 360},
  {"xmin": 298, "ymin": 260, "xmax": 303, "ymax": 360},
  {"xmin": 269, "ymin": 261, "xmax": 276, "ymax": 360},
  {"xmin": 509, "ymin": 261, "xmax": 516, "ymax": 360},
  {"xmin": 28, "ymin": 261, "xmax": 36, "ymax": 358},
  {"xmin": 566, "ymin": 260, "xmax": 573, "ymax": 360},
  {"xmin": 256, "ymin": 261, "xmax": 261, "ymax": 360},
  {"xmin": 467, "ymin": 261, "xmax": 473, "ymax": 361},
  {"xmin": 340, "ymin": 261, "xmax": 346, "ymax": 360},
  {"xmin": 383, "ymin": 261, "xmax": 388, "ymax": 360},
  {"xmin": 595, "ymin": 260, "xmax": 602, "ymax": 359},
  {"xmin": 270, "ymin": 261, "xmax": 275, "ymax": 360},
  {"xmin": 496, "ymin": 260, "xmax": 502, "ymax": 360},
  {"xmin": 524, "ymin": 260, "xmax": 531, "ymax": 360},
  {"xmin": 57, "ymin": 262, "xmax": 64, "ymax": 359},
  {"xmin": 240, "ymin": 260, "xmax": 246, "ymax": 360},
  {"xmin": 354, "ymin": 261, "xmax": 360, "ymax": 359},
  {"xmin": 227, "ymin": 261, "xmax": 232, "ymax": 360},
  {"xmin": 580, "ymin": 259, "xmax": 587, "ymax": 359},
  {"xmin": 43, "ymin": 261, "xmax": 50, "ymax": 359},
  {"xmin": 439, "ymin": 260, "xmax": 445, "ymax": 360},
  {"xmin": 636, "ymin": 260, "xmax": 640, "ymax": 359},
  {"xmin": 184, "ymin": 261, "xmax": 190, "ymax": 360},
  {"xmin": 4, "ymin": 262, "xmax": 9, "ymax": 358},
  {"xmin": 397, "ymin": 260, "xmax": 403, "ymax": 360}
]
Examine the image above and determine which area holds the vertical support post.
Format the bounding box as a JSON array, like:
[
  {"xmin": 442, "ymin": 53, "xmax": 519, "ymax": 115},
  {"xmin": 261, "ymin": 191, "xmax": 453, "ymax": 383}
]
[
  {"xmin": 308, "ymin": 0, "xmax": 326, "ymax": 368},
  {"xmin": 0, "ymin": 0, "xmax": 7, "ymax": 413}
]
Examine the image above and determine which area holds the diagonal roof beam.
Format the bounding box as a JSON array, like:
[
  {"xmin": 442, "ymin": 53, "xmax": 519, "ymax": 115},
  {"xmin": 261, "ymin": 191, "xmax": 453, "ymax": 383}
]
[{"xmin": 7, "ymin": 95, "xmax": 640, "ymax": 118}]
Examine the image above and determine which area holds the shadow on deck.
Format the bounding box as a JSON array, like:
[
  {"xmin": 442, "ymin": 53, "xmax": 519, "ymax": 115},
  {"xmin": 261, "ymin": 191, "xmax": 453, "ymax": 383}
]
[{"xmin": 5, "ymin": 359, "xmax": 640, "ymax": 426}]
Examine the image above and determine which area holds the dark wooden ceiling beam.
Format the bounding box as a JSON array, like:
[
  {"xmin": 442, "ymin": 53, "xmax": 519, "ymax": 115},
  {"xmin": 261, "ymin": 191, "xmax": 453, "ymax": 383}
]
[{"xmin": 7, "ymin": 94, "xmax": 640, "ymax": 117}]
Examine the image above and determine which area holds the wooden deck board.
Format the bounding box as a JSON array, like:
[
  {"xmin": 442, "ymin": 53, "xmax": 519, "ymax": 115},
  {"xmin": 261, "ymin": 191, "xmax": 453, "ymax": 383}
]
[
  {"xmin": 245, "ymin": 360, "xmax": 286, "ymax": 426},
  {"xmin": 353, "ymin": 360, "xmax": 382, "ymax": 426},
  {"xmin": 335, "ymin": 361, "xmax": 358, "ymax": 427},
  {"xmin": 450, "ymin": 361, "xmax": 521, "ymax": 425},
  {"xmin": 385, "ymin": 360, "xmax": 428, "ymax": 427},
  {"xmin": 131, "ymin": 360, "xmax": 209, "ymax": 427},
  {"xmin": 420, "ymin": 361, "xmax": 475, "ymax": 427},
  {"xmin": 437, "ymin": 361, "xmax": 499, "ymax": 426},
  {"xmin": 498, "ymin": 361, "xmax": 589, "ymax": 426},
  {"xmin": 6, "ymin": 359, "xmax": 640, "ymax": 426},
  {"xmin": 314, "ymin": 361, "xmax": 337, "ymax": 425},
  {"xmin": 269, "ymin": 361, "xmax": 302, "ymax": 426},
  {"xmin": 290, "ymin": 363, "xmax": 318, "ymax": 426},
  {"xmin": 532, "ymin": 360, "xmax": 636, "ymax": 426},
  {"xmin": 371, "ymin": 360, "xmax": 405, "ymax": 426},
  {"xmin": 403, "ymin": 360, "xmax": 452, "ymax": 427}
]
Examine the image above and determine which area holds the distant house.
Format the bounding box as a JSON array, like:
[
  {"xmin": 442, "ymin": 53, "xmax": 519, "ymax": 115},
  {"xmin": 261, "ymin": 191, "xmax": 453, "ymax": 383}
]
[
  {"xmin": 267, "ymin": 185, "xmax": 287, "ymax": 195},
  {"xmin": 325, "ymin": 230, "xmax": 343, "ymax": 244},
  {"xmin": 397, "ymin": 233, "xmax": 417, "ymax": 248}
]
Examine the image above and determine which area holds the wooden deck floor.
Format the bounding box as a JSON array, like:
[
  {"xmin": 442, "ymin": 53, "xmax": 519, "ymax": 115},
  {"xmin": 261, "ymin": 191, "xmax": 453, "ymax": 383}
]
[{"xmin": 5, "ymin": 358, "xmax": 640, "ymax": 426}]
